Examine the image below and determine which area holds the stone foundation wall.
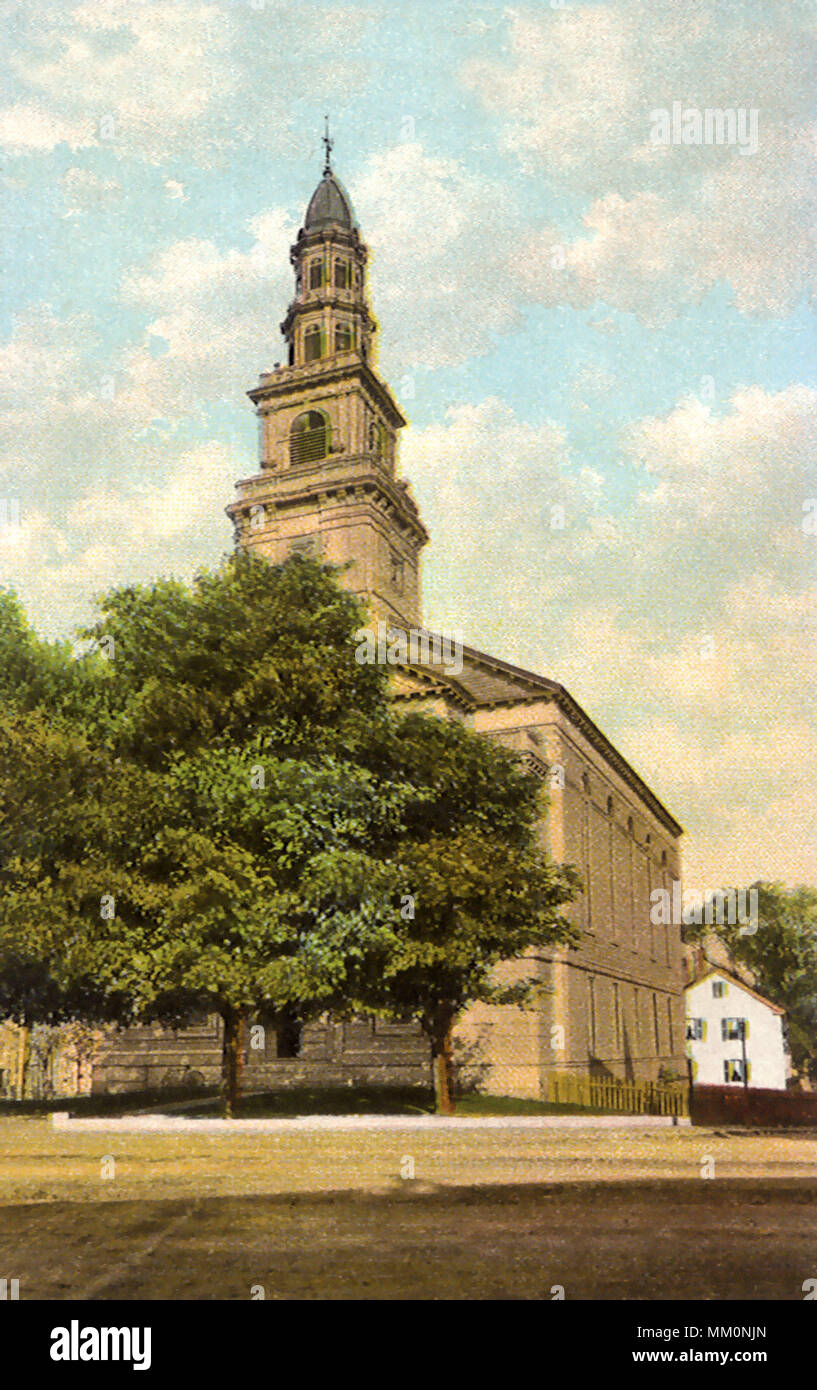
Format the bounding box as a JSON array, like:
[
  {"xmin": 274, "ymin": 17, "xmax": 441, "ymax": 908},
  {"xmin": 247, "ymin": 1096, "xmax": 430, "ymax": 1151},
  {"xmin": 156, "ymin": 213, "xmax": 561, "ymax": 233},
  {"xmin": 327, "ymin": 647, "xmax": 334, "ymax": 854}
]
[{"xmin": 92, "ymin": 1015, "xmax": 432, "ymax": 1094}]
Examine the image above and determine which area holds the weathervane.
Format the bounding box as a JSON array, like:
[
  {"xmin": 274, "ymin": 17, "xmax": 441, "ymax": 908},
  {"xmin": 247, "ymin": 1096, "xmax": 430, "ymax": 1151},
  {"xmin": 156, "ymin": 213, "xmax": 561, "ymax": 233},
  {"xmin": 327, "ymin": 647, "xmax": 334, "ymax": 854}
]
[{"xmin": 322, "ymin": 115, "xmax": 333, "ymax": 175}]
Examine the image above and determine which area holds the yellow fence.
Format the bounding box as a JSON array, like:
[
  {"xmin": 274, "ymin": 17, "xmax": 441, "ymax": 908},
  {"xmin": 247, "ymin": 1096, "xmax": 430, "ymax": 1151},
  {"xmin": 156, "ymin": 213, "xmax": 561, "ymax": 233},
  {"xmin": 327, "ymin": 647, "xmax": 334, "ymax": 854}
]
[{"xmin": 546, "ymin": 1072, "xmax": 689, "ymax": 1117}]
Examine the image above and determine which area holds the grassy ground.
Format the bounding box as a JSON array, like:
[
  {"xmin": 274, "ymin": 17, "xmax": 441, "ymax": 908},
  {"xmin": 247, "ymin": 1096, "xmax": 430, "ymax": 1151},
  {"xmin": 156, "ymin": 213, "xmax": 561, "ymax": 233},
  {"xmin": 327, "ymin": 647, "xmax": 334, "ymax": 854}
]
[
  {"xmin": 1, "ymin": 1105, "xmax": 815, "ymax": 1299},
  {"xmin": 0, "ymin": 1085, "xmax": 610, "ymax": 1118},
  {"xmin": 1, "ymin": 1179, "xmax": 815, "ymax": 1300}
]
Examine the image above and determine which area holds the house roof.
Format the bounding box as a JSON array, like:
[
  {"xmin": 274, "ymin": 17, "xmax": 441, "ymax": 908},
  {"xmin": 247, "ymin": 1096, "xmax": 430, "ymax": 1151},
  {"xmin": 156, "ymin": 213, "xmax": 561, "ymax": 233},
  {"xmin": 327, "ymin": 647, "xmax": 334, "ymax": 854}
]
[
  {"xmin": 685, "ymin": 965, "xmax": 786, "ymax": 1016},
  {"xmin": 394, "ymin": 636, "xmax": 683, "ymax": 837}
]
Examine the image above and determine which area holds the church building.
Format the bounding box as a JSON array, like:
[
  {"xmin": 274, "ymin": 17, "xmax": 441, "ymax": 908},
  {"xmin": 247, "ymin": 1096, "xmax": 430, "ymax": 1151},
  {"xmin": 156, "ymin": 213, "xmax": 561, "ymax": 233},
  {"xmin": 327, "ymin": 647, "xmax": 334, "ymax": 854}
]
[{"xmin": 90, "ymin": 143, "xmax": 687, "ymax": 1100}]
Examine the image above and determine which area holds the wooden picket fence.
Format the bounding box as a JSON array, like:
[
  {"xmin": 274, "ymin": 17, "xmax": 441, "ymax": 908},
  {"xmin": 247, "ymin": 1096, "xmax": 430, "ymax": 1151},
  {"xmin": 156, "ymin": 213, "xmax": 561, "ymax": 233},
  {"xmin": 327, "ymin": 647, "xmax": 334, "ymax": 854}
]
[{"xmin": 546, "ymin": 1072, "xmax": 688, "ymax": 1117}]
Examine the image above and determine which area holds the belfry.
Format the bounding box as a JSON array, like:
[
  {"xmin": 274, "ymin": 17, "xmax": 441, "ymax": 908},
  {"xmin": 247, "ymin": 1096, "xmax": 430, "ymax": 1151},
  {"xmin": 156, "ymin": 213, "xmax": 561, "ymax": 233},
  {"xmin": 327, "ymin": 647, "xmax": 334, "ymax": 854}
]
[{"xmin": 226, "ymin": 130, "xmax": 427, "ymax": 631}]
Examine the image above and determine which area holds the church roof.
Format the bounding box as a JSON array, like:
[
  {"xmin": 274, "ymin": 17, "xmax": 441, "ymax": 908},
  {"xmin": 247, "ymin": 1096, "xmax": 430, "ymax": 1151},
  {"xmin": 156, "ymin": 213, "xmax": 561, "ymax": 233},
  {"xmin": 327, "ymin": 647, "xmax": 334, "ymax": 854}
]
[
  {"xmin": 395, "ymin": 638, "xmax": 683, "ymax": 837},
  {"xmin": 305, "ymin": 171, "xmax": 355, "ymax": 230}
]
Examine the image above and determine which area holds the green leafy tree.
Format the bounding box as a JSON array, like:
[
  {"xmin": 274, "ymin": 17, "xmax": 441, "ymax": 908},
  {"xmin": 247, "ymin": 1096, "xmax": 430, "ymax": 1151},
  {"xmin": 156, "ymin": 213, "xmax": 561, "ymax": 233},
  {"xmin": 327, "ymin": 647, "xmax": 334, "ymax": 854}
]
[
  {"xmin": 0, "ymin": 559, "xmax": 580, "ymax": 1120},
  {"xmin": 63, "ymin": 553, "xmax": 404, "ymax": 1113},
  {"xmin": 703, "ymin": 882, "xmax": 817, "ymax": 1078},
  {"xmin": 302, "ymin": 716, "xmax": 581, "ymax": 1113}
]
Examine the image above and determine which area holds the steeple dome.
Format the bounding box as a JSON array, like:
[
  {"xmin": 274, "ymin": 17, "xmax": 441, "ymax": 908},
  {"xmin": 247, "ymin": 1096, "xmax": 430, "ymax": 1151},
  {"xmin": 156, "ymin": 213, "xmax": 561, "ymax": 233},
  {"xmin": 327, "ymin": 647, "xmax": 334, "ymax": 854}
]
[
  {"xmin": 304, "ymin": 118, "xmax": 355, "ymax": 230},
  {"xmin": 304, "ymin": 171, "xmax": 355, "ymax": 230}
]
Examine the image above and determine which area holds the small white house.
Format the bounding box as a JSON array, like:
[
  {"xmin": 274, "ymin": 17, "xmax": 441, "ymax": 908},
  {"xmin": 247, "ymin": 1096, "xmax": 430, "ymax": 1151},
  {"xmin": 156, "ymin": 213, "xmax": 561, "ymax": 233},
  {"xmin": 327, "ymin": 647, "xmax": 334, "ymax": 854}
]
[{"xmin": 685, "ymin": 967, "xmax": 789, "ymax": 1090}]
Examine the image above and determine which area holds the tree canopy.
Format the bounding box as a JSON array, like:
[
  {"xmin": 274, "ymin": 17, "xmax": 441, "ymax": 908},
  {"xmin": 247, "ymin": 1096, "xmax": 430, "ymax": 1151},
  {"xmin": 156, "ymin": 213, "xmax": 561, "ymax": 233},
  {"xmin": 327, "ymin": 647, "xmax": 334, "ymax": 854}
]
[{"xmin": 0, "ymin": 555, "xmax": 579, "ymax": 1113}]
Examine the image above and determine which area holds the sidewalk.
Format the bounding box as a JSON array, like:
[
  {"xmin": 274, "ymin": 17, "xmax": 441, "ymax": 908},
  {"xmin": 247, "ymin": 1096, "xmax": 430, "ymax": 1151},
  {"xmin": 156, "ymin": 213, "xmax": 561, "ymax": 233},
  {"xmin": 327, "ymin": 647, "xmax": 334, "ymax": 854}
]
[{"xmin": 51, "ymin": 1110, "xmax": 690, "ymax": 1133}]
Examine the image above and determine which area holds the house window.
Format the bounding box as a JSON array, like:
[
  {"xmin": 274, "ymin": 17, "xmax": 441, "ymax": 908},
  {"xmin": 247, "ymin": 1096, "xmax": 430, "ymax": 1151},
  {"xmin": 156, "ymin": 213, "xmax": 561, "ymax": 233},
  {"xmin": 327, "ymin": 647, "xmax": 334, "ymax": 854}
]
[
  {"xmin": 712, "ymin": 981, "xmax": 727, "ymax": 998},
  {"xmin": 304, "ymin": 325, "xmax": 324, "ymax": 362},
  {"xmin": 334, "ymin": 259, "xmax": 351, "ymax": 288},
  {"xmin": 721, "ymin": 1017, "xmax": 747, "ymax": 1041},
  {"xmin": 289, "ymin": 410, "xmax": 329, "ymax": 465},
  {"xmin": 724, "ymin": 1058, "xmax": 749, "ymax": 1084},
  {"xmin": 309, "ymin": 260, "xmax": 324, "ymax": 289},
  {"xmin": 335, "ymin": 323, "xmax": 353, "ymax": 353},
  {"xmin": 686, "ymin": 1017, "xmax": 704, "ymax": 1041}
]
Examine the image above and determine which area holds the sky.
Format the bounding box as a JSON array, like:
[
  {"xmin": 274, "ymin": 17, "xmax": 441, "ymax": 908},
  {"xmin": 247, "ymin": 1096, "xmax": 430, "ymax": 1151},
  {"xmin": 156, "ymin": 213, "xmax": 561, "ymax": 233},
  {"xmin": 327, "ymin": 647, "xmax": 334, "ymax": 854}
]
[{"xmin": 0, "ymin": 0, "xmax": 815, "ymax": 894}]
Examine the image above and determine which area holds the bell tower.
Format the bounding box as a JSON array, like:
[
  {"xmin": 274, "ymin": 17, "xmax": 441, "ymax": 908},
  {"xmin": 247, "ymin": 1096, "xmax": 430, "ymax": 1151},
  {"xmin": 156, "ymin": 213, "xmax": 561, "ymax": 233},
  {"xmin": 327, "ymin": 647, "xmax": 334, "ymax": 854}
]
[{"xmin": 226, "ymin": 127, "xmax": 428, "ymax": 630}]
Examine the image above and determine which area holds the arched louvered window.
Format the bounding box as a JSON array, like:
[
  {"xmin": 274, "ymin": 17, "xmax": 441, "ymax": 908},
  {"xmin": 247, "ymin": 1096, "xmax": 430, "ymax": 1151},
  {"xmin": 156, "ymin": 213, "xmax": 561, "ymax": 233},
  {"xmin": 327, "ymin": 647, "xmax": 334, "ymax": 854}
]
[
  {"xmin": 290, "ymin": 410, "xmax": 329, "ymax": 466},
  {"xmin": 368, "ymin": 419, "xmax": 385, "ymax": 457}
]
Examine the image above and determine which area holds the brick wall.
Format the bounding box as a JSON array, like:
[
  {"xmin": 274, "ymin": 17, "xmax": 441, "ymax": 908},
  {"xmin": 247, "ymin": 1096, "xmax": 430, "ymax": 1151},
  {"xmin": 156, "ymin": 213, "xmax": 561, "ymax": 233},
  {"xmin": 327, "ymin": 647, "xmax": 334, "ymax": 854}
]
[{"xmin": 691, "ymin": 1083, "xmax": 817, "ymax": 1127}]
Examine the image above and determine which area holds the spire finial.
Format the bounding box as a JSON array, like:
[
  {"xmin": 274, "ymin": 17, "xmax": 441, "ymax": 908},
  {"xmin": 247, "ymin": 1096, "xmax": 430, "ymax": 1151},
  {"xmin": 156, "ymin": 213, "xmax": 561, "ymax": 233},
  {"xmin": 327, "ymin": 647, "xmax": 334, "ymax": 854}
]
[{"xmin": 322, "ymin": 115, "xmax": 333, "ymax": 175}]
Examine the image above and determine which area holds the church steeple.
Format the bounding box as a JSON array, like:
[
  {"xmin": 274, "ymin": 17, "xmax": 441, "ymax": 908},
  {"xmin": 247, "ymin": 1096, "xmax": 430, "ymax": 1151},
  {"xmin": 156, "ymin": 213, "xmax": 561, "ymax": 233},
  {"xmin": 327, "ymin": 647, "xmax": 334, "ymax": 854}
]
[
  {"xmin": 226, "ymin": 134, "xmax": 428, "ymax": 630},
  {"xmin": 281, "ymin": 142, "xmax": 376, "ymax": 378}
]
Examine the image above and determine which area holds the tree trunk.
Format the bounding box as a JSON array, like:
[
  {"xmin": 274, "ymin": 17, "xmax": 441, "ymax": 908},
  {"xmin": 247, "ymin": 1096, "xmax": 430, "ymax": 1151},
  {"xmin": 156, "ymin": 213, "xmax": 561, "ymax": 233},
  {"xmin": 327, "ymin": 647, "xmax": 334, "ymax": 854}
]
[
  {"xmin": 431, "ymin": 1017, "xmax": 456, "ymax": 1116},
  {"xmin": 221, "ymin": 1008, "xmax": 245, "ymax": 1119}
]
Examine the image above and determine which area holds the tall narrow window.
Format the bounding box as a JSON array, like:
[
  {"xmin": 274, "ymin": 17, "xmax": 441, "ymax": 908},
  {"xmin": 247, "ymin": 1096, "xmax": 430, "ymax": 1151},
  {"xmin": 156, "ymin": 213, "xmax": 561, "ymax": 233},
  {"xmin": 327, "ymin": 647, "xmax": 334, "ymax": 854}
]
[
  {"xmin": 653, "ymin": 994, "xmax": 661, "ymax": 1053},
  {"xmin": 309, "ymin": 260, "xmax": 323, "ymax": 289},
  {"xmin": 289, "ymin": 410, "xmax": 329, "ymax": 465},
  {"xmin": 368, "ymin": 419, "xmax": 385, "ymax": 458},
  {"xmin": 613, "ymin": 982, "xmax": 621, "ymax": 1053},
  {"xmin": 587, "ymin": 976, "xmax": 597, "ymax": 1054},
  {"xmin": 389, "ymin": 550, "xmax": 405, "ymax": 593},
  {"xmin": 304, "ymin": 325, "xmax": 323, "ymax": 362},
  {"xmin": 335, "ymin": 323, "xmax": 353, "ymax": 354},
  {"xmin": 334, "ymin": 259, "xmax": 351, "ymax": 288}
]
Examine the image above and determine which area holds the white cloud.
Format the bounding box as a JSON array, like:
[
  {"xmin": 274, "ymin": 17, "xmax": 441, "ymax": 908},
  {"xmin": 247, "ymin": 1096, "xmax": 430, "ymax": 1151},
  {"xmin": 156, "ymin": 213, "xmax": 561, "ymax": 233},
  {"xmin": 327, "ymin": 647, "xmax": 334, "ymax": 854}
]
[
  {"xmin": 6, "ymin": 0, "xmax": 375, "ymax": 165},
  {"xmin": 353, "ymin": 143, "xmax": 524, "ymax": 370},
  {"xmin": 405, "ymin": 384, "xmax": 817, "ymax": 888},
  {"xmin": 0, "ymin": 102, "xmax": 94, "ymax": 154},
  {"xmin": 120, "ymin": 208, "xmax": 297, "ymax": 414},
  {"xmin": 60, "ymin": 166, "xmax": 122, "ymax": 217},
  {"xmin": 465, "ymin": 2, "xmax": 817, "ymax": 322}
]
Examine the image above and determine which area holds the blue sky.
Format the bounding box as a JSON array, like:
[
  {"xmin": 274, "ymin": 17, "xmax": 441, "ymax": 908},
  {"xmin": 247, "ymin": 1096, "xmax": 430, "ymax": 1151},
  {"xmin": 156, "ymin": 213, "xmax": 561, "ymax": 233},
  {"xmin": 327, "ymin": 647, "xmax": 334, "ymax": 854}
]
[{"xmin": 0, "ymin": 0, "xmax": 815, "ymax": 891}]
